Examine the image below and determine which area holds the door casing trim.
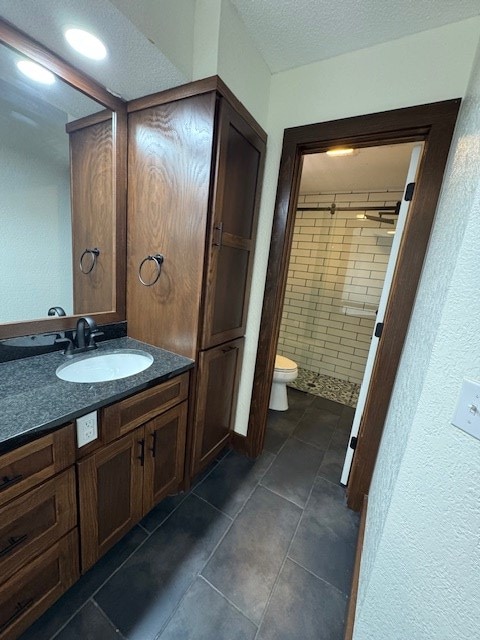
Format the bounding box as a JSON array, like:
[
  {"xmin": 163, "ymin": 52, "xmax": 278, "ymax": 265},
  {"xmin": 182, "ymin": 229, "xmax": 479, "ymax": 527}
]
[{"xmin": 245, "ymin": 99, "xmax": 460, "ymax": 510}]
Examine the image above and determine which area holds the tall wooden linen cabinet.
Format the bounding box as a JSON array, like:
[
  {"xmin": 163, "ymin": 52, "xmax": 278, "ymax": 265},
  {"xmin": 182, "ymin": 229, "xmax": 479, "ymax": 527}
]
[{"xmin": 126, "ymin": 78, "xmax": 266, "ymax": 478}]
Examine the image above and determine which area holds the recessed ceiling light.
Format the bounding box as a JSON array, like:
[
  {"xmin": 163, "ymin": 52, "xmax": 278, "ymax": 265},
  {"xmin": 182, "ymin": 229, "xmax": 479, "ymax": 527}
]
[
  {"xmin": 65, "ymin": 28, "xmax": 107, "ymax": 60},
  {"xmin": 17, "ymin": 60, "xmax": 55, "ymax": 85},
  {"xmin": 326, "ymin": 148, "xmax": 355, "ymax": 157}
]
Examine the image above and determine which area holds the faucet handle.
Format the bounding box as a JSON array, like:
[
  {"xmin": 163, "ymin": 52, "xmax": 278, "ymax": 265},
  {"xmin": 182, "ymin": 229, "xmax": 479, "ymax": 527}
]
[
  {"xmin": 88, "ymin": 330, "xmax": 104, "ymax": 348},
  {"xmin": 55, "ymin": 337, "xmax": 74, "ymax": 356}
]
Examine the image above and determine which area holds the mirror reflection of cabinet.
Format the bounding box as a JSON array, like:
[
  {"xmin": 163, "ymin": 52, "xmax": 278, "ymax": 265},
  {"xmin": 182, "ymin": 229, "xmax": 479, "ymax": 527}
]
[
  {"xmin": 0, "ymin": 19, "xmax": 127, "ymax": 340},
  {"xmin": 68, "ymin": 114, "xmax": 114, "ymax": 315}
]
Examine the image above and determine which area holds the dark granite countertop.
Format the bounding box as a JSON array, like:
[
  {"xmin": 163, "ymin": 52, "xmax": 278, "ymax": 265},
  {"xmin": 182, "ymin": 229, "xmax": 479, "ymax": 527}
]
[{"xmin": 0, "ymin": 337, "xmax": 194, "ymax": 454}]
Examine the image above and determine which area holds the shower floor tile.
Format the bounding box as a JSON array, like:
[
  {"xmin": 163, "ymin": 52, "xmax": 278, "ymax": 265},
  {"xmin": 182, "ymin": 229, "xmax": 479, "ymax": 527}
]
[{"xmin": 289, "ymin": 368, "xmax": 360, "ymax": 407}]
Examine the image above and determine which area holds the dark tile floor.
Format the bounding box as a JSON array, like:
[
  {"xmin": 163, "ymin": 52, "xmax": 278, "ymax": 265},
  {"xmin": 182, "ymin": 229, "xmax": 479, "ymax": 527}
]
[{"xmin": 21, "ymin": 388, "xmax": 359, "ymax": 640}]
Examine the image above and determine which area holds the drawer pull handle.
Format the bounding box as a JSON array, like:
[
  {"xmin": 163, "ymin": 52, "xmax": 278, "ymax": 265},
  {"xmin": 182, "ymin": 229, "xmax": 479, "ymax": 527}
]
[
  {"xmin": 222, "ymin": 345, "xmax": 235, "ymax": 353},
  {"xmin": 137, "ymin": 439, "xmax": 145, "ymax": 467},
  {"xmin": 0, "ymin": 534, "xmax": 28, "ymax": 558},
  {"xmin": 149, "ymin": 432, "xmax": 157, "ymax": 458},
  {"xmin": 0, "ymin": 474, "xmax": 23, "ymax": 491},
  {"xmin": 0, "ymin": 598, "xmax": 33, "ymax": 633}
]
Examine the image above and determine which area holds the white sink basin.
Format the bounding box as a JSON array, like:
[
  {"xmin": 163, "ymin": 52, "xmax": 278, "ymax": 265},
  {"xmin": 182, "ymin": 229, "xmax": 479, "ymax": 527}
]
[{"xmin": 56, "ymin": 349, "xmax": 154, "ymax": 383}]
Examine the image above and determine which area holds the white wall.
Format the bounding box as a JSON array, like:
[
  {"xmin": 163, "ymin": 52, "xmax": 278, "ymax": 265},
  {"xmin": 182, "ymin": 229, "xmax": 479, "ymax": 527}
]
[
  {"xmin": 0, "ymin": 144, "xmax": 72, "ymax": 323},
  {"xmin": 234, "ymin": 16, "xmax": 480, "ymax": 435},
  {"xmin": 192, "ymin": 0, "xmax": 271, "ymax": 127},
  {"xmin": 354, "ymin": 37, "xmax": 480, "ymax": 639},
  {"xmin": 109, "ymin": 0, "xmax": 196, "ymax": 79},
  {"xmin": 278, "ymin": 189, "xmax": 400, "ymax": 384}
]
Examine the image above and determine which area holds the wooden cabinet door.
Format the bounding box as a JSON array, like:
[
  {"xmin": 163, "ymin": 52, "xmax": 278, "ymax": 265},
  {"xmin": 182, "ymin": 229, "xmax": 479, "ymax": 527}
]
[
  {"xmin": 0, "ymin": 425, "xmax": 75, "ymax": 508},
  {"xmin": 127, "ymin": 93, "xmax": 216, "ymax": 359},
  {"xmin": 201, "ymin": 99, "xmax": 265, "ymax": 349},
  {"xmin": 143, "ymin": 402, "xmax": 188, "ymax": 513},
  {"xmin": 77, "ymin": 430, "xmax": 144, "ymax": 572},
  {"xmin": 69, "ymin": 117, "xmax": 114, "ymax": 315},
  {"xmin": 0, "ymin": 469, "xmax": 76, "ymax": 585},
  {"xmin": 191, "ymin": 338, "xmax": 244, "ymax": 476},
  {"xmin": 0, "ymin": 530, "xmax": 78, "ymax": 640}
]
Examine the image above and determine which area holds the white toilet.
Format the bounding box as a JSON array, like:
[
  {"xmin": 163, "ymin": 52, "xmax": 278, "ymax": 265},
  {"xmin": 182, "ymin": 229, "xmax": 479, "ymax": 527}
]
[{"xmin": 269, "ymin": 354, "xmax": 298, "ymax": 411}]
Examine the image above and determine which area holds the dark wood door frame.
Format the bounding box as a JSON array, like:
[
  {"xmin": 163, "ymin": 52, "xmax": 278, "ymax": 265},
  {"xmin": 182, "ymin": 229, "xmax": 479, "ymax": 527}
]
[{"xmin": 246, "ymin": 99, "xmax": 460, "ymax": 511}]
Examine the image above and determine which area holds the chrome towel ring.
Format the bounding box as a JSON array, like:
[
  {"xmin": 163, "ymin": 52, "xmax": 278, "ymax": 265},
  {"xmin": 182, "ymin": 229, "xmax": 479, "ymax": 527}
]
[
  {"xmin": 138, "ymin": 253, "xmax": 164, "ymax": 286},
  {"xmin": 79, "ymin": 248, "xmax": 100, "ymax": 274}
]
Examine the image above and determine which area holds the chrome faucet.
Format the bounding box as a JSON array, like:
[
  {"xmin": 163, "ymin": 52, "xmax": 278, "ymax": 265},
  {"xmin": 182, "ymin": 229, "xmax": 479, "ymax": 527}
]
[{"xmin": 55, "ymin": 316, "xmax": 104, "ymax": 356}]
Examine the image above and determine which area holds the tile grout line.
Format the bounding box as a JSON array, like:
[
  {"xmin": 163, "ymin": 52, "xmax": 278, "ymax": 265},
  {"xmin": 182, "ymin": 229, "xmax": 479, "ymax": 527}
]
[
  {"xmin": 190, "ymin": 491, "xmax": 234, "ymax": 520},
  {"xmin": 253, "ymin": 454, "xmax": 320, "ymax": 640},
  {"xmin": 200, "ymin": 575, "xmax": 259, "ymax": 629},
  {"xmin": 159, "ymin": 456, "xmax": 283, "ymax": 637},
  {"xmin": 91, "ymin": 599, "xmax": 128, "ymax": 639},
  {"xmin": 286, "ymin": 556, "xmax": 350, "ymax": 600}
]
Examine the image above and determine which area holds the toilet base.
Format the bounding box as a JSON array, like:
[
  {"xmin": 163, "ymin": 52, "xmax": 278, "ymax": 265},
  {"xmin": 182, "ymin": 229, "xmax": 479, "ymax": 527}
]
[{"xmin": 269, "ymin": 380, "xmax": 290, "ymax": 411}]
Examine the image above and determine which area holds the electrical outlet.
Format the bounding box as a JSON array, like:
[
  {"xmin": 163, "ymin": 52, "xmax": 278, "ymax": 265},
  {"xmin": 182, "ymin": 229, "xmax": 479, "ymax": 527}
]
[
  {"xmin": 76, "ymin": 411, "xmax": 98, "ymax": 447},
  {"xmin": 451, "ymin": 379, "xmax": 480, "ymax": 441}
]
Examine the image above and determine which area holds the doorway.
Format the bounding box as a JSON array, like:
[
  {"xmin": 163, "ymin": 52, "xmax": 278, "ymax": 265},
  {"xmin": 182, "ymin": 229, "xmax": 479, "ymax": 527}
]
[
  {"xmin": 276, "ymin": 142, "xmax": 421, "ymax": 484},
  {"xmin": 244, "ymin": 100, "xmax": 460, "ymax": 510}
]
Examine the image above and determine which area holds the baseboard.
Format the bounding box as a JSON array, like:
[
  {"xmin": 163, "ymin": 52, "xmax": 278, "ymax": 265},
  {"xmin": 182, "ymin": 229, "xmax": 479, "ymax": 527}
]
[
  {"xmin": 344, "ymin": 494, "xmax": 368, "ymax": 640},
  {"xmin": 231, "ymin": 431, "xmax": 250, "ymax": 455}
]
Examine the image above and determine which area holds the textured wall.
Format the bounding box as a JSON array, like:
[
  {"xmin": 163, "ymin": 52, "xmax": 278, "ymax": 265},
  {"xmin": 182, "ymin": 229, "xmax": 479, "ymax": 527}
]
[
  {"xmin": 0, "ymin": 144, "xmax": 72, "ymax": 323},
  {"xmin": 354, "ymin": 39, "xmax": 480, "ymax": 639},
  {"xmin": 234, "ymin": 17, "xmax": 480, "ymax": 435},
  {"xmin": 278, "ymin": 189, "xmax": 400, "ymax": 383}
]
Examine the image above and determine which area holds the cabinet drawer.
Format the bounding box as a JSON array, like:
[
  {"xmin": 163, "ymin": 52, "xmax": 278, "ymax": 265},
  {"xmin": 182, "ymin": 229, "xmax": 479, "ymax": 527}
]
[
  {"xmin": 0, "ymin": 529, "xmax": 79, "ymax": 640},
  {"xmin": 0, "ymin": 468, "xmax": 77, "ymax": 585},
  {"xmin": 102, "ymin": 373, "xmax": 189, "ymax": 442},
  {"xmin": 0, "ymin": 425, "xmax": 75, "ymax": 508}
]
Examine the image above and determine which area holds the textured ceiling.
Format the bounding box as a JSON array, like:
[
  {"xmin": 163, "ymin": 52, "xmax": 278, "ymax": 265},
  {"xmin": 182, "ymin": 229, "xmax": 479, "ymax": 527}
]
[
  {"xmin": 0, "ymin": 0, "xmax": 187, "ymax": 100},
  {"xmin": 0, "ymin": 1, "xmax": 478, "ymax": 102},
  {"xmin": 300, "ymin": 143, "xmax": 417, "ymax": 193},
  {"xmin": 231, "ymin": 0, "xmax": 480, "ymax": 72}
]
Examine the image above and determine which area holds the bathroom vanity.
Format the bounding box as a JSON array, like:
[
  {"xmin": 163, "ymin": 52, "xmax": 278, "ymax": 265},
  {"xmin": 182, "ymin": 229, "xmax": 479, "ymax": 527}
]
[
  {"xmin": 0, "ymin": 339, "xmax": 193, "ymax": 640},
  {"xmin": 0, "ymin": 16, "xmax": 265, "ymax": 640}
]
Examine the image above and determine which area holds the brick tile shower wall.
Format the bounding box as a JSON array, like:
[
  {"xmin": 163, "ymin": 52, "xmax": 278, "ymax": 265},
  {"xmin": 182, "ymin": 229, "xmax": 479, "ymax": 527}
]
[{"xmin": 277, "ymin": 189, "xmax": 402, "ymax": 384}]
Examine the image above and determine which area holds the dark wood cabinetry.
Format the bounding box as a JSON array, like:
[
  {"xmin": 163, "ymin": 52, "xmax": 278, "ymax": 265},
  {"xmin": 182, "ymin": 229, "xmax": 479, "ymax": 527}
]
[
  {"xmin": 0, "ymin": 425, "xmax": 75, "ymax": 508},
  {"xmin": 78, "ymin": 379, "xmax": 189, "ymax": 571},
  {"xmin": 0, "ymin": 530, "xmax": 78, "ymax": 640},
  {"xmin": 77, "ymin": 429, "xmax": 144, "ymax": 572},
  {"xmin": 0, "ymin": 427, "xmax": 78, "ymax": 640},
  {"xmin": 191, "ymin": 338, "xmax": 244, "ymax": 475},
  {"xmin": 127, "ymin": 78, "xmax": 266, "ymax": 478}
]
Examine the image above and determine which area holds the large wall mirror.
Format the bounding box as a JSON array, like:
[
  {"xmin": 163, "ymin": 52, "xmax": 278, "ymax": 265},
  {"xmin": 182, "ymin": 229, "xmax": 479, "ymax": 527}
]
[{"xmin": 0, "ymin": 19, "xmax": 126, "ymax": 339}]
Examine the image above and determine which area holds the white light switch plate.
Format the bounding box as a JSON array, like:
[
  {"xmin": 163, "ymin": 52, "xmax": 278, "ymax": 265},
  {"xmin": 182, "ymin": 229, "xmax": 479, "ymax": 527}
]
[
  {"xmin": 76, "ymin": 411, "xmax": 98, "ymax": 447},
  {"xmin": 451, "ymin": 379, "xmax": 480, "ymax": 441}
]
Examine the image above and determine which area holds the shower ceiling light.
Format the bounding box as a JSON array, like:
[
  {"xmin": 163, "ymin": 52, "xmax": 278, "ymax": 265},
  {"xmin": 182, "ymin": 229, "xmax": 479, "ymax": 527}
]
[
  {"xmin": 65, "ymin": 28, "xmax": 107, "ymax": 60},
  {"xmin": 17, "ymin": 60, "xmax": 55, "ymax": 84},
  {"xmin": 326, "ymin": 148, "xmax": 355, "ymax": 157}
]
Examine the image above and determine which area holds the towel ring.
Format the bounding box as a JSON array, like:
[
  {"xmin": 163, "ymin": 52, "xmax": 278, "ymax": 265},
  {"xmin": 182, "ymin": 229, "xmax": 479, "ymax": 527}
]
[
  {"xmin": 138, "ymin": 254, "xmax": 164, "ymax": 287},
  {"xmin": 79, "ymin": 248, "xmax": 100, "ymax": 274}
]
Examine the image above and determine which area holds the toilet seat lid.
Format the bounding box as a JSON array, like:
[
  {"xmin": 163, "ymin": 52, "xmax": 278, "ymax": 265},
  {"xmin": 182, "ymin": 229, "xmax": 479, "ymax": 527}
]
[{"xmin": 275, "ymin": 355, "xmax": 297, "ymax": 372}]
